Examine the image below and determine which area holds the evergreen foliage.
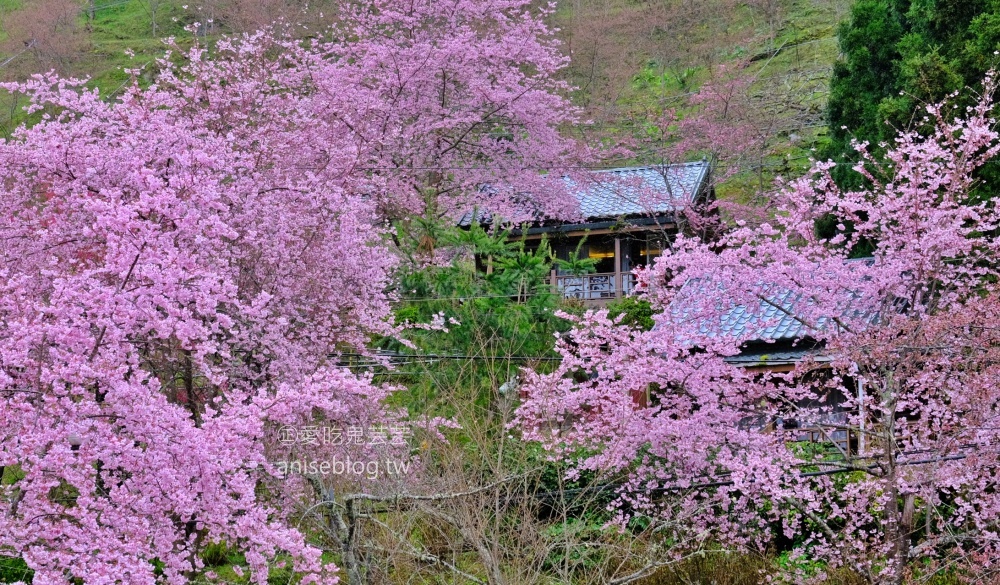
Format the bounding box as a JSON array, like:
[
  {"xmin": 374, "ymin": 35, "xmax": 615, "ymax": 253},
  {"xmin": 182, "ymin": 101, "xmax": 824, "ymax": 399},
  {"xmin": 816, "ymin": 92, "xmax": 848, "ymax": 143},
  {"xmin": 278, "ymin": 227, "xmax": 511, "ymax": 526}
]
[
  {"xmin": 826, "ymin": 0, "xmax": 1000, "ymax": 188},
  {"xmin": 386, "ymin": 219, "xmax": 574, "ymax": 415}
]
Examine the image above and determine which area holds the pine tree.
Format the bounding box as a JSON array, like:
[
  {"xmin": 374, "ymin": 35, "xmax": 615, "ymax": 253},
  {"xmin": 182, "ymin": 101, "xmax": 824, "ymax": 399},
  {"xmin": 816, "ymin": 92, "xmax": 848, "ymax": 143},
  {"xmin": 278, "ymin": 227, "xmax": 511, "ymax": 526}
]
[{"xmin": 825, "ymin": 0, "xmax": 998, "ymax": 187}]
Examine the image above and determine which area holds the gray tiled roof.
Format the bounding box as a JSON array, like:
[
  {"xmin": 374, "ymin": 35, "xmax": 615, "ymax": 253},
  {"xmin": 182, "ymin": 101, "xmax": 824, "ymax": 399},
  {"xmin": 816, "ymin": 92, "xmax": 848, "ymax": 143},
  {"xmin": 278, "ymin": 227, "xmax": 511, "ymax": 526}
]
[
  {"xmin": 568, "ymin": 162, "xmax": 710, "ymax": 220},
  {"xmin": 712, "ymin": 286, "xmax": 820, "ymax": 341},
  {"xmin": 457, "ymin": 162, "xmax": 711, "ymax": 226},
  {"xmin": 666, "ymin": 280, "xmax": 822, "ymax": 344},
  {"xmin": 663, "ymin": 261, "xmax": 876, "ymax": 365}
]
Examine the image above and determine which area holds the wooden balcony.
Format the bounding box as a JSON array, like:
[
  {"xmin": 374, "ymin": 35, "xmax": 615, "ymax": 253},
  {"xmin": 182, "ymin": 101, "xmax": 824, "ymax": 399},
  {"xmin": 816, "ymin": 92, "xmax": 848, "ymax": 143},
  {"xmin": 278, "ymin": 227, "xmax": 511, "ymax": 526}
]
[{"xmin": 552, "ymin": 272, "xmax": 637, "ymax": 302}]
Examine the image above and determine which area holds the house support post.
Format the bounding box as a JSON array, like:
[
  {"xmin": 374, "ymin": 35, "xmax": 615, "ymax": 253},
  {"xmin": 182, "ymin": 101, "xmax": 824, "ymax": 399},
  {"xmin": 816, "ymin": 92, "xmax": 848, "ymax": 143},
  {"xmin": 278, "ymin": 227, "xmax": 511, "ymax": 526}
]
[
  {"xmin": 857, "ymin": 377, "xmax": 866, "ymax": 456},
  {"xmin": 614, "ymin": 237, "xmax": 622, "ymax": 299}
]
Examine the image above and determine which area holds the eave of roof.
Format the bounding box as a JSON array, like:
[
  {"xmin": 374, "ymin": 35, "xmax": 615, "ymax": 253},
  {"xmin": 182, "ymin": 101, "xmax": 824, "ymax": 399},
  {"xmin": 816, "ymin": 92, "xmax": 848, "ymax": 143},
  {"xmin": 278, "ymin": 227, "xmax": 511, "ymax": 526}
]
[
  {"xmin": 723, "ymin": 347, "xmax": 829, "ymax": 367},
  {"xmin": 508, "ymin": 214, "xmax": 679, "ymax": 237}
]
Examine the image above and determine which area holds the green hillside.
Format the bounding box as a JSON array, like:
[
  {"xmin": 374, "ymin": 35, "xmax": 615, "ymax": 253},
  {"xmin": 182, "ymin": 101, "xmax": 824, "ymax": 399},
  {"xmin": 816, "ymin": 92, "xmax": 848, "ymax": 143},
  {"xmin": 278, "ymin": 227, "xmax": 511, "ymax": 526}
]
[
  {"xmin": 0, "ymin": 0, "xmax": 849, "ymax": 197},
  {"xmin": 552, "ymin": 0, "xmax": 851, "ymax": 199}
]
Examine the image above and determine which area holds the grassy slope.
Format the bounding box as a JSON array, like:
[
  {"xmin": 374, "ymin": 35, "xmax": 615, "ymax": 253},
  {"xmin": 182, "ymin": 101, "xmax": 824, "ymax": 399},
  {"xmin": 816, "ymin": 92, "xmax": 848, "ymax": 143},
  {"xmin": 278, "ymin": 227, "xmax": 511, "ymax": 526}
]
[
  {"xmin": 722, "ymin": 1, "xmax": 847, "ymax": 201},
  {"xmin": 554, "ymin": 0, "xmax": 850, "ymax": 201},
  {"xmin": 0, "ymin": 0, "xmax": 22, "ymax": 42},
  {"xmin": 0, "ymin": 0, "xmax": 191, "ymax": 132},
  {"xmin": 85, "ymin": 0, "xmax": 190, "ymax": 91}
]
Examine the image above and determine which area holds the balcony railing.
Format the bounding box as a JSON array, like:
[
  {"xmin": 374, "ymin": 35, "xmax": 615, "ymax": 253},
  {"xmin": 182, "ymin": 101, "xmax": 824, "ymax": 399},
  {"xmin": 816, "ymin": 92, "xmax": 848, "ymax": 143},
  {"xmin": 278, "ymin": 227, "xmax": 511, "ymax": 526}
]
[{"xmin": 554, "ymin": 272, "xmax": 637, "ymax": 301}]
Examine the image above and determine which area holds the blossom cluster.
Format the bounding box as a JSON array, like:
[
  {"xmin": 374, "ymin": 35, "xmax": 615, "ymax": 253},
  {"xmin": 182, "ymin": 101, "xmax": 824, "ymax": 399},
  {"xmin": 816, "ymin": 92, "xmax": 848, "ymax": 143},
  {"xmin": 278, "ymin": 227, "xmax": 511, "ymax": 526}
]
[{"xmin": 0, "ymin": 1, "xmax": 580, "ymax": 583}]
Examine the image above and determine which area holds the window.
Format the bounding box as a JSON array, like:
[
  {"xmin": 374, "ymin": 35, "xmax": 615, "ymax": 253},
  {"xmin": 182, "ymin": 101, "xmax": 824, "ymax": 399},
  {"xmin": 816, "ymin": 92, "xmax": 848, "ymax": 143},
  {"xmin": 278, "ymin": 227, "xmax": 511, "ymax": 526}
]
[{"xmin": 588, "ymin": 239, "xmax": 615, "ymax": 273}]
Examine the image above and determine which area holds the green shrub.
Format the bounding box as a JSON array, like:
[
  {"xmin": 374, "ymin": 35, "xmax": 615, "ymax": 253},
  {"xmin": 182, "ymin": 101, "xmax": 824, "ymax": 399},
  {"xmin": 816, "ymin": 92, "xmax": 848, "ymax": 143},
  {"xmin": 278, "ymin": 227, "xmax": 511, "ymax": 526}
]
[
  {"xmin": 606, "ymin": 296, "xmax": 658, "ymax": 331},
  {"xmin": 0, "ymin": 556, "xmax": 32, "ymax": 584}
]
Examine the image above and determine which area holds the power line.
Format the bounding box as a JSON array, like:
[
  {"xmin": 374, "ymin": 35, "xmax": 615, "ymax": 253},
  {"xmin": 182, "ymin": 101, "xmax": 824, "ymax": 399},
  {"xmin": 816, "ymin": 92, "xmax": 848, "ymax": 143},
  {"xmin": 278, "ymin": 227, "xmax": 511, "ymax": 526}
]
[
  {"xmin": 346, "ymin": 446, "xmax": 983, "ymax": 510},
  {"xmin": 525, "ymin": 451, "xmax": 974, "ymax": 503},
  {"xmin": 89, "ymin": 0, "xmax": 138, "ymax": 12},
  {"xmin": 0, "ymin": 40, "xmax": 36, "ymax": 70},
  {"xmin": 286, "ymin": 154, "xmax": 1000, "ymax": 174},
  {"xmin": 336, "ymin": 351, "xmax": 562, "ymax": 363},
  {"xmin": 391, "ymin": 292, "xmax": 566, "ymax": 303}
]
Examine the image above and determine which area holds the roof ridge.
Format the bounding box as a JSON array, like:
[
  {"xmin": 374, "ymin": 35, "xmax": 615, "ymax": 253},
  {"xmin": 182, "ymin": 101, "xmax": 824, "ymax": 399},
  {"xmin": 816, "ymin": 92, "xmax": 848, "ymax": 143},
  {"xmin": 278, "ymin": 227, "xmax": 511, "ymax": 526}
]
[{"xmin": 589, "ymin": 161, "xmax": 709, "ymax": 174}]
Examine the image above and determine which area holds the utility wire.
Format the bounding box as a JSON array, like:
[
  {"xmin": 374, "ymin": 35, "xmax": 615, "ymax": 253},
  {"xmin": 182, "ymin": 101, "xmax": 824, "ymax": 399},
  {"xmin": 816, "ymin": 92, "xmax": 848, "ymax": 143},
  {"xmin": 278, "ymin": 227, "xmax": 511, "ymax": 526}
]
[
  {"xmin": 391, "ymin": 292, "xmax": 573, "ymax": 303},
  {"xmin": 346, "ymin": 448, "xmax": 986, "ymax": 512},
  {"xmin": 336, "ymin": 351, "xmax": 562, "ymax": 363},
  {"xmin": 525, "ymin": 452, "xmax": 975, "ymax": 503},
  {"xmin": 286, "ymin": 156, "xmax": 950, "ymax": 173},
  {"xmin": 89, "ymin": 0, "xmax": 138, "ymax": 12},
  {"xmin": 0, "ymin": 40, "xmax": 36, "ymax": 70}
]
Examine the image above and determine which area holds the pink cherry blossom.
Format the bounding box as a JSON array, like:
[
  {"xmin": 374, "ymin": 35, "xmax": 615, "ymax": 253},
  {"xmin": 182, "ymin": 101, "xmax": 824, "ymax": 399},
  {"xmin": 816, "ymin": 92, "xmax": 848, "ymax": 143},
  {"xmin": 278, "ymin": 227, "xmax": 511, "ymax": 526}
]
[
  {"xmin": 519, "ymin": 74, "xmax": 1000, "ymax": 583},
  {"xmin": 0, "ymin": 1, "xmax": 580, "ymax": 583}
]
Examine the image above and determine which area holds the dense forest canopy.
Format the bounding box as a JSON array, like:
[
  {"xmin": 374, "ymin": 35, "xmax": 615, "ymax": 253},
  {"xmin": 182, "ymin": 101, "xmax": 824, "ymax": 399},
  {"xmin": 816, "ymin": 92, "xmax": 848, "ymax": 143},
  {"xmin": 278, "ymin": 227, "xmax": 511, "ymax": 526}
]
[{"xmin": 827, "ymin": 0, "xmax": 1000, "ymax": 177}]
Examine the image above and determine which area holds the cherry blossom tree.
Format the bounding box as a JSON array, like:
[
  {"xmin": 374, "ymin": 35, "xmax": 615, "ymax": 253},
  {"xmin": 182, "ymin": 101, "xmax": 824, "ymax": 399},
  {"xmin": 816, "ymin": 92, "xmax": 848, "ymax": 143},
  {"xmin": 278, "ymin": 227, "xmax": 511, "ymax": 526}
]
[
  {"xmin": 0, "ymin": 59, "xmax": 400, "ymax": 585},
  {"xmin": 308, "ymin": 0, "xmax": 582, "ymax": 223},
  {"xmin": 518, "ymin": 76, "xmax": 1000, "ymax": 584},
  {"xmin": 0, "ymin": 1, "xmax": 581, "ymax": 583}
]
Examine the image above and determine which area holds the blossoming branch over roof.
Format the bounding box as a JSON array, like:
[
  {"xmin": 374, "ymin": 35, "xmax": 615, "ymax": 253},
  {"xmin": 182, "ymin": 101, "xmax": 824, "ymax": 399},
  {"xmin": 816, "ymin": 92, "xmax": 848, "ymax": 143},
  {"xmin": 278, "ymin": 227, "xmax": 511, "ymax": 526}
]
[
  {"xmin": 567, "ymin": 163, "xmax": 711, "ymax": 219},
  {"xmin": 660, "ymin": 258, "xmax": 878, "ymax": 365}
]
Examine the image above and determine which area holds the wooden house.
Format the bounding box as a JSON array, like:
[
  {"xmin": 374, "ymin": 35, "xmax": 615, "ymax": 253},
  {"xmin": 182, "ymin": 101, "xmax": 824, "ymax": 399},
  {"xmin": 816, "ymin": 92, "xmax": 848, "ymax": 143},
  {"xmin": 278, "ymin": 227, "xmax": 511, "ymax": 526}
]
[{"xmin": 460, "ymin": 162, "xmax": 715, "ymax": 305}]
